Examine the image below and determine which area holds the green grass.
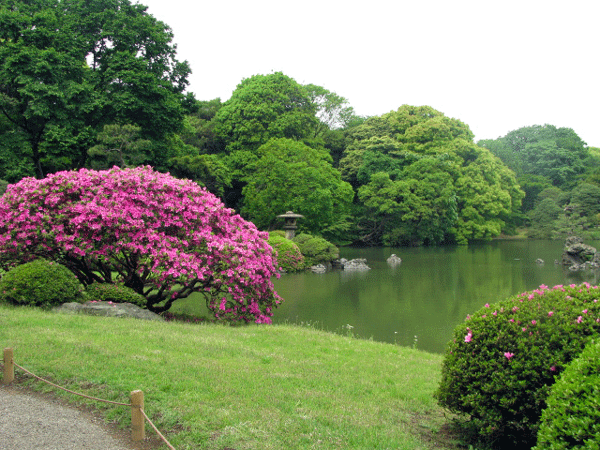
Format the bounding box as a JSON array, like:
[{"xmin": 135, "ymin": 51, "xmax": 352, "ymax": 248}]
[{"xmin": 0, "ymin": 304, "xmax": 457, "ymax": 450}]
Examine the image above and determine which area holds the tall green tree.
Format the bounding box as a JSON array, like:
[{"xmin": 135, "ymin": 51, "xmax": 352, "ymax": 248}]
[
  {"xmin": 0, "ymin": 0, "xmax": 191, "ymax": 178},
  {"xmin": 168, "ymin": 154, "xmax": 232, "ymax": 200},
  {"xmin": 213, "ymin": 72, "xmax": 317, "ymax": 154},
  {"xmin": 358, "ymin": 157, "xmax": 458, "ymax": 246},
  {"xmin": 478, "ymin": 124, "xmax": 588, "ymax": 189},
  {"xmin": 241, "ymin": 138, "xmax": 354, "ymax": 240},
  {"xmin": 178, "ymin": 98, "xmax": 224, "ymax": 155},
  {"xmin": 340, "ymin": 105, "xmax": 523, "ymax": 245},
  {"xmin": 87, "ymin": 124, "xmax": 151, "ymax": 169},
  {"xmin": 303, "ymin": 84, "xmax": 358, "ymax": 138}
]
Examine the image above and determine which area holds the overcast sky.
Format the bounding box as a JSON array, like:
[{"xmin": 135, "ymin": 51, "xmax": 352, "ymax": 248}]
[{"xmin": 138, "ymin": 0, "xmax": 600, "ymax": 146}]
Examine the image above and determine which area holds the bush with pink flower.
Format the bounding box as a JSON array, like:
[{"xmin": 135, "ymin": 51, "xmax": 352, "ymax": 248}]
[
  {"xmin": 435, "ymin": 283, "xmax": 600, "ymax": 448},
  {"xmin": 0, "ymin": 166, "xmax": 282, "ymax": 323}
]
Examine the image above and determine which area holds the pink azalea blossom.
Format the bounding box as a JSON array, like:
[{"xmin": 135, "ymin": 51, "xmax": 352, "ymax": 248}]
[
  {"xmin": 548, "ymin": 311, "xmax": 554, "ymax": 317},
  {"xmin": 504, "ymin": 352, "xmax": 514, "ymax": 360},
  {"xmin": 577, "ymin": 316, "xmax": 583, "ymax": 323},
  {"xmin": 464, "ymin": 330, "xmax": 473, "ymax": 343}
]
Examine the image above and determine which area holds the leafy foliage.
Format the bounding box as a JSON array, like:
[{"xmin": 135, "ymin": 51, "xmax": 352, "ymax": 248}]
[
  {"xmin": 168, "ymin": 153, "xmax": 232, "ymax": 199},
  {"xmin": 436, "ymin": 283, "xmax": 600, "ymax": 448},
  {"xmin": 479, "ymin": 125, "xmax": 588, "ymax": 189},
  {"xmin": 213, "ymin": 72, "xmax": 317, "ymax": 153},
  {"xmin": 303, "ymin": 84, "xmax": 359, "ymax": 138},
  {"xmin": 534, "ymin": 339, "xmax": 600, "ymax": 450},
  {"xmin": 341, "ymin": 106, "xmax": 523, "ymax": 245},
  {"xmin": 0, "ymin": 0, "xmax": 190, "ymax": 178},
  {"xmin": 87, "ymin": 124, "xmax": 152, "ymax": 169},
  {"xmin": 527, "ymin": 183, "xmax": 600, "ymax": 241},
  {"xmin": 241, "ymin": 138, "xmax": 354, "ymax": 238},
  {"xmin": 85, "ymin": 283, "xmax": 147, "ymax": 307},
  {"xmin": 267, "ymin": 233, "xmax": 305, "ymax": 273},
  {"xmin": 527, "ymin": 198, "xmax": 564, "ymax": 239},
  {"xmin": 292, "ymin": 233, "xmax": 339, "ymax": 267},
  {"xmin": 0, "ymin": 166, "xmax": 281, "ymax": 322},
  {"xmin": 0, "ymin": 259, "xmax": 84, "ymax": 308}
]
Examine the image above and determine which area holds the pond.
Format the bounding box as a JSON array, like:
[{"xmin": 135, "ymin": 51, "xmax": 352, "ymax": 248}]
[{"xmin": 271, "ymin": 240, "xmax": 600, "ymax": 354}]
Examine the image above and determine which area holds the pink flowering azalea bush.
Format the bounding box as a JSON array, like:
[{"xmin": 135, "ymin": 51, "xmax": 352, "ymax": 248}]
[
  {"xmin": 0, "ymin": 166, "xmax": 282, "ymax": 323},
  {"xmin": 435, "ymin": 283, "xmax": 600, "ymax": 448}
]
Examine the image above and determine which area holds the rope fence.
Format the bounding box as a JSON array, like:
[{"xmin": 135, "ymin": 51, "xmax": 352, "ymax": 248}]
[{"xmin": 2, "ymin": 347, "xmax": 175, "ymax": 450}]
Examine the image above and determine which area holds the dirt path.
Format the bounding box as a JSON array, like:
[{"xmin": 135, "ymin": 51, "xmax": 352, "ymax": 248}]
[{"xmin": 0, "ymin": 383, "xmax": 163, "ymax": 450}]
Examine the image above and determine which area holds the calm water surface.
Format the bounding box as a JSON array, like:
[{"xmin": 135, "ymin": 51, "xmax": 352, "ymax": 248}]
[{"xmin": 272, "ymin": 240, "xmax": 600, "ymax": 354}]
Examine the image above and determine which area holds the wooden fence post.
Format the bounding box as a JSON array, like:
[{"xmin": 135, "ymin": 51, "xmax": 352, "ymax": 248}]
[
  {"xmin": 131, "ymin": 389, "xmax": 145, "ymax": 441},
  {"xmin": 3, "ymin": 348, "xmax": 14, "ymax": 384}
]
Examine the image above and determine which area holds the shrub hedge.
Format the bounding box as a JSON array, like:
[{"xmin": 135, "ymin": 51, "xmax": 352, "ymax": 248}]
[
  {"xmin": 534, "ymin": 338, "xmax": 600, "ymax": 450},
  {"xmin": 292, "ymin": 233, "xmax": 339, "ymax": 267},
  {"xmin": 85, "ymin": 283, "xmax": 147, "ymax": 308},
  {"xmin": 435, "ymin": 283, "xmax": 600, "ymax": 448},
  {"xmin": 0, "ymin": 259, "xmax": 84, "ymax": 308},
  {"xmin": 267, "ymin": 234, "xmax": 305, "ymax": 272}
]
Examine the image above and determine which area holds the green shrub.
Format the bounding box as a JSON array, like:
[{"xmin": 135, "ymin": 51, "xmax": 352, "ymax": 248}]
[
  {"xmin": 0, "ymin": 259, "xmax": 84, "ymax": 308},
  {"xmin": 534, "ymin": 339, "xmax": 600, "ymax": 450},
  {"xmin": 268, "ymin": 234, "xmax": 305, "ymax": 272},
  {"xmin": 435, "ymin": 283, "xmax": 600, "ymax": 448},
  {"xmin": 85, "ymin": 283, "xmax": 147, "ymax": 308},
  {"xmin": 292, "ymin": 233, "xmax": 339, "ymax": 267}
]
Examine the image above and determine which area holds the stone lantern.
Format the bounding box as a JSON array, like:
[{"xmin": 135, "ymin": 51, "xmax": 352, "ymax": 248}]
[{"xmin": 277, "ymin": 211, "xmax": 304, "ymax": 240}]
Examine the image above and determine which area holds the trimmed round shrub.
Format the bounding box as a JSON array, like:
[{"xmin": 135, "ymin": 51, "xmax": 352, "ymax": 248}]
[
  {"xmin": 268, "ymin": 234, "xmax": 305, "ymax": 272},
  {"xmin": 292, "ymin": 233, "xmax": 339, "ymax": 267},
  {"xmin": 0, "ymin": 259, "xmax": 84, "ymax": 308},
  {"xmin": 85, "ymin": 283, "xmax": 147, "ymax": 308},
  {"xmin": 534, "ymin": 339, "xmax": 600, "ymax": 450},
  {"xmin": 435, "ymin": 283, "xmax": 600, "ymax": 448}
]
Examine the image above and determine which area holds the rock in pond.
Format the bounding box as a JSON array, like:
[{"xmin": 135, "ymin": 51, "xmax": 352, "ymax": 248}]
[
  {"xmin": 339, "ymin": 258, "xmax": 371, "ymax": 271},
  {"xmin": 387, "ymin": 254, "xmax": 402, "ymax": 266}
]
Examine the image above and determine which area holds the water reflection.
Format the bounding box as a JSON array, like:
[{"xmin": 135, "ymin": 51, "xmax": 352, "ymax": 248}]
[{"xmin": 272, "ymin": 240, "xmax": 600, "ymax": 354}]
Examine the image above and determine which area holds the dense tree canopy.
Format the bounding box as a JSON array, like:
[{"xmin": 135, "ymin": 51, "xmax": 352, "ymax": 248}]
[
  {"xmin": 1, "ymin": 1, "xmax": 595, "ymax": 251},
  {"xmin": 241, "ymin": 138, "xmax": 354, "ymax": 239},
  {"xmin": 478, "ymin": 124, "xmax": 588, "ymax": 189},
  {"xmin": 341, "ymin": 106, "xmax": 523, "ymax": 245},
  {"xmin": 213, "ymin": 72, "xmax": 317, "ymax": 154},
  {"xmin": 0, "ymin": 0, "xmax": 191, "ymax": 178},
  {"xmin": 87, "ymin": 124, "xmax": 151, "ymax": 169}
]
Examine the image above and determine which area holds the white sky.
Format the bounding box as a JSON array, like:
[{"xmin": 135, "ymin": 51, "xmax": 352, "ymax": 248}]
[{"xmin": 138, "ymin": 0, "xmax": 600, "ymax": 146}]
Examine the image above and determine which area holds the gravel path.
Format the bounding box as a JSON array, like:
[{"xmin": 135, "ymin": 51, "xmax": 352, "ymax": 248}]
[{"xmin": 0, "ymin": 384, "xmax": 162, "ymax": 450}]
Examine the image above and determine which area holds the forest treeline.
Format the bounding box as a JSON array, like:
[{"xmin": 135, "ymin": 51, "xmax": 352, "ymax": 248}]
[{"xmin": 2, "ymin": 0, "xmax": 598, "ymax": 246}]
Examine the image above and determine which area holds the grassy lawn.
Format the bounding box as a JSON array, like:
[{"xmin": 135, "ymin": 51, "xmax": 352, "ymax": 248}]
[{"xmin": 0, "ymin": 305, "xmax": 458, "ymax": 450}]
